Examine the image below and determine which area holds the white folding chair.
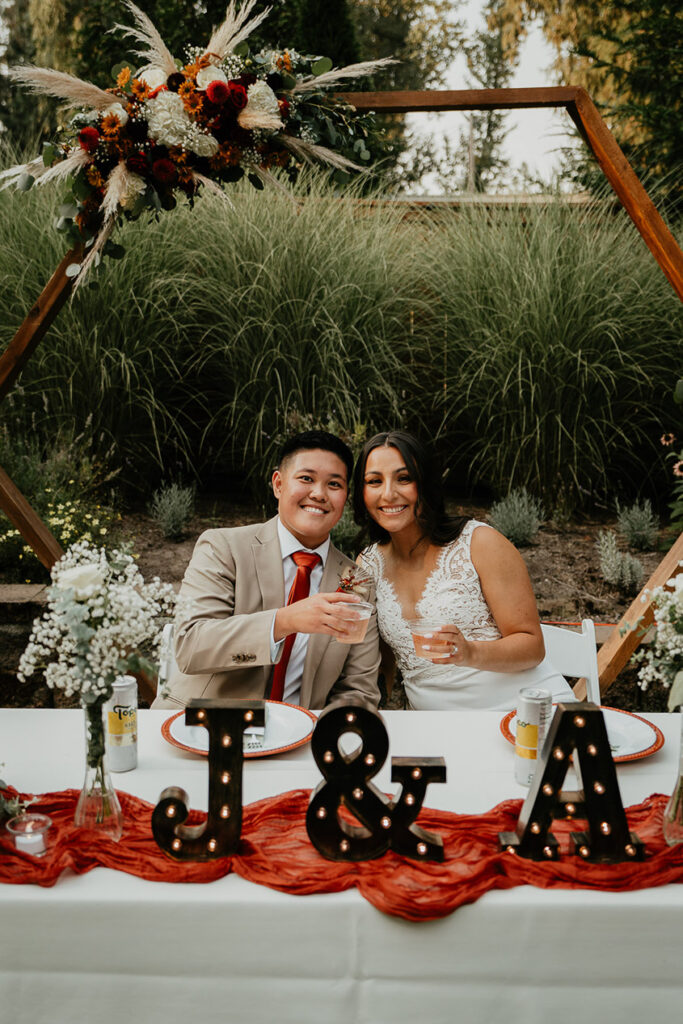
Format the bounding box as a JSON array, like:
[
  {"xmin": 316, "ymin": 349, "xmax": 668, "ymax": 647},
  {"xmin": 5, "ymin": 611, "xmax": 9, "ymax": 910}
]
[
  {"xmin": 541, "ymin": 619, "xmax": 601, "ymax": 705},
  {"xmin": 157, "ymin": 622, "xmax": 178, "ymax": 696}
]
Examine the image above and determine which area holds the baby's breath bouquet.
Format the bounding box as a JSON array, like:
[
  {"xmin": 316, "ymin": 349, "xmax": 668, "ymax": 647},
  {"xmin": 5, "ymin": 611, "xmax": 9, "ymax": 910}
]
[
  {"xmin": 636, "ymin": 567, "xmax": 683, "ymax": 711},
  {"xmin": 19, "ymin": 540, "xmax": 176, "ymax": 838}
]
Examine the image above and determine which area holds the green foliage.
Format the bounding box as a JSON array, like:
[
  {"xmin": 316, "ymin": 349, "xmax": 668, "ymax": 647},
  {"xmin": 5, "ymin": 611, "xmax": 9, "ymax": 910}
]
[
  {"xmin": 428, "ymin": 197, "xmax": 682, "ymax": 510},
  {"xmin": 616, "ymin": 498, "xmax": 659, "ymax": 551},
  {"xmin": 0, "ymin": 493, "xmax": 119, "ymax": 582},
  {"xmin": 298, "ymin": 0, "xmax": 360, "ymax": 66},
  {"xmin": 596, "ymin": 530, "xmax": 644, "ymax": 594},
  {"xmin": 150, "ymin": 482, "xmax": 196, "ymax": 540},
  {"xmin": 488, "ymin": 488, "xmax": 543, "ymax": 546},
  {"xmin": 571, "ymin": 0, "xmax": 683, "ymax": 214},
  {"xmin": 331, "ymin": 505, "xmax": 364, "ymax": 559},
  {"xmin": 0, "ymin": 158, "xmax": 679, "ymax": 509}
]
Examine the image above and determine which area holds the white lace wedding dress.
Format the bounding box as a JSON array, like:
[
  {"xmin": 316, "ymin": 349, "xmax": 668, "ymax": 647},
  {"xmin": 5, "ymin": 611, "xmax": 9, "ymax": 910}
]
[{"xmin": 361, "ymin": 520, "xmax": 575, "ymax": 711}]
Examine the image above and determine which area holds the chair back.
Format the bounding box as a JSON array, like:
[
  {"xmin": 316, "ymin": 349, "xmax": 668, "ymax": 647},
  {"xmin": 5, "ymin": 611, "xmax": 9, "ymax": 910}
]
[
  {"xmin": 541, "ymin": 619, "xmax": 600, "ymax": 705},
  {"xmin": 158, "ymin": 622, "xmax": 177, "ymax": 696}
]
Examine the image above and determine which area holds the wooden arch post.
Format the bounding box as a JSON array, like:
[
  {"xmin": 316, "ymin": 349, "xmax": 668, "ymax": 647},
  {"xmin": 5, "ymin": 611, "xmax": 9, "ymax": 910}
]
[{"xmin": 1, "ymin": 86, "xmax": 682, "ymax": 687}]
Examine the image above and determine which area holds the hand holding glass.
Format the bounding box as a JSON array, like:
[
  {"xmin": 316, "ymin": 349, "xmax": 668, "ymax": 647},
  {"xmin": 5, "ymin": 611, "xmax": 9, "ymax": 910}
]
[
  {"xmin": 335, "ymin": 601, "xmax": 374, "ymax": 644},
  {"xmin": 409, "ymin": 620, "xmax": 453, "ymax": 660}
]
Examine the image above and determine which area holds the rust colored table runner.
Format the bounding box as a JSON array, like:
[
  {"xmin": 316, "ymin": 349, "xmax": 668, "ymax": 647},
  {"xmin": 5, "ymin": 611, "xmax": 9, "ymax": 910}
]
[{"xmin": 1, "ymin": 787, "xmax": 682, "ymax": 921}]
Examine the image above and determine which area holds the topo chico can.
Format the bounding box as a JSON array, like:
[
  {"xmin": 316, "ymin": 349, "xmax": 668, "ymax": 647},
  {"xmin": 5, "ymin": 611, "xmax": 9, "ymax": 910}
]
[
  {"xmin": 104, "ymin": 675, "xmax": 138, "ymax": 772},
  {"xmin": 514, "ymin": 686, "xmax": 552, "ymax": 787}
]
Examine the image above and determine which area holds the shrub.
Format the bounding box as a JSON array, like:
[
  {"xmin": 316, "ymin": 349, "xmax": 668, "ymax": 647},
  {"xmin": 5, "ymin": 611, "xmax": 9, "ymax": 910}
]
[
  {"xmin": 0, "ymin": 494, "xmax": 119, "ymax": 582},
  {"xmin": 616, "ymin": 498, "xmax": 659, "ymax": 550},
  {"xmin": 331, "ymin": 505, "xmax": 363, "ymax": 559},
  {"xmin": 488, "ymin": 488, "xmax": 543, "ymax": 546},
  {"xmin": 596, "ymin": 530, "xmax": 644, "ymax": 593},
  {"xmin": 150, "ymin": 483, "xmax": 195, "ymax": 540}
]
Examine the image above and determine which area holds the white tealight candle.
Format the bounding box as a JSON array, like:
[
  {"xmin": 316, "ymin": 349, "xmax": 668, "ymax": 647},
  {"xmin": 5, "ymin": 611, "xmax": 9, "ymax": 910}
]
[
  {"xmin": 15, "ymin": 830, "xmax": 46, "ymax": 854},
  {"xmin": 7, "ymin": 813, "xmax": 51, "ymax": 856}
]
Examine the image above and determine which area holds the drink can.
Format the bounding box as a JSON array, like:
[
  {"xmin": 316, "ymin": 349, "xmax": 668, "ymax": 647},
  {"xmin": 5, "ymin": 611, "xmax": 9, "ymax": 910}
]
[
  {"xmin": 514, "ymin": 686, "xmax": 552, "ymax": 787},
  {"xmin": 104, "ymin": 675, "xmax": 138, "ymax": 772}
]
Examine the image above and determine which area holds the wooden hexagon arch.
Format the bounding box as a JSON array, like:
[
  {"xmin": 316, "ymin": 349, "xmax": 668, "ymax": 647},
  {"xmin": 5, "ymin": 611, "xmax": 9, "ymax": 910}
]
[{"xmin": 1, "ymin": 86, "xmax": 682, "ymax": 693}]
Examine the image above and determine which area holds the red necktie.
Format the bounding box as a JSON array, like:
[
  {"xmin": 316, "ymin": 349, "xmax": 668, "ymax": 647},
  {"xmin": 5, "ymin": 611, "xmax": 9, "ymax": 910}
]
[{"xmin": 269, "ymin": 550, "xmax": 322, "ymax": 702}]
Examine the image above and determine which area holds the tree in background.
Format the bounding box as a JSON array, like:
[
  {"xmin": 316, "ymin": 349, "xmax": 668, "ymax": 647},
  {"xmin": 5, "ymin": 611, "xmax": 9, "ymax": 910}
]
[
  {"xmin": 493, "ymin": 0, "xmax": 683, "ymax": 211},
  {"xmin": 349, "ymin": 0, "xmax": 464, "ymax": 188},
  {"xmin": 0, "ymin": 0, "xmax": 37, "ymax": 146},
  {"xmin": 298, "ymin": 0, "xmax": 360, "ymax": 66},
  {"xmin": 434, "ymin": 2, "xmax": 515, "ymax": 193}
]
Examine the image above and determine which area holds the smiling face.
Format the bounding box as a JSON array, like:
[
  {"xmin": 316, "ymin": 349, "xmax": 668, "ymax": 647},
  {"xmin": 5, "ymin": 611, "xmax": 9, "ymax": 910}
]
[
  {"xmin": 363, "ymin": 445, "xmax": 420, "ymax": 536},
  {"xmin": 272, "ymin": 448, "xmax": 348, "ymax": 548}
]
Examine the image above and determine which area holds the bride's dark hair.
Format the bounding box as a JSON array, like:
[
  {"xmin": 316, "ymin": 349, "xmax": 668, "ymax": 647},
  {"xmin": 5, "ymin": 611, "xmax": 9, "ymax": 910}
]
[{"xmin": 353, "ymin": 430, "xmax": 469, "ymax": 546}]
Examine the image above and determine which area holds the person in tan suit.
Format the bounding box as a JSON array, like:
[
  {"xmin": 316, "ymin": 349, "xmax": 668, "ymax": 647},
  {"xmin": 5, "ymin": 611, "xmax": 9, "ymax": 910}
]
[{"xmin": 153, "ymin": 431, "xmax": 380, "ymax": 710}]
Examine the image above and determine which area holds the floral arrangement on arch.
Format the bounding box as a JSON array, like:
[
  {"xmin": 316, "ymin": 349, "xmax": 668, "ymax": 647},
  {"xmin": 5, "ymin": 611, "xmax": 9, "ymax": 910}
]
[{"xmin": 1, "ymin": 0, "xmax": 394, "ymax": 282}]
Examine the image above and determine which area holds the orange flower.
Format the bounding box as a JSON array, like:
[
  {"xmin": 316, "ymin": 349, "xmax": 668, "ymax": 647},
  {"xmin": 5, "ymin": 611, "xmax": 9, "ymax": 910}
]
[
  {"xmin": 661, "ymin": 433, "xmax": 676, "ymax": 447},
  {"xmin": 131, "ymin": 78, "xmax": 150, "ymax": 99},
  {"xmin": 209, "ymin": 142, "xmax": 242, "ymax": 170},
  {"xmin": 169, "ymin": 147, "xmax": 188, "ymax": 166},
  {"xmin": 178, "ymin": 80, "xmax": 195, "ymax": 99},
  {"xmin": 276, "ymin": 52, "xmax": 293, "ymax": 72},
  {"xmin": 100, "ymin": 113, "xmax": 121, "ymax": 137},
  {"xmin": 183, "ymin": 92, "xmax": 203, "ymax": 114},
  {"xmin": 86, "ymin": 165, "xmax": 104, "ymax": 187},
  {"xmin": 116, "ymin": 67, "xmax": 131, "ymax": 88}
]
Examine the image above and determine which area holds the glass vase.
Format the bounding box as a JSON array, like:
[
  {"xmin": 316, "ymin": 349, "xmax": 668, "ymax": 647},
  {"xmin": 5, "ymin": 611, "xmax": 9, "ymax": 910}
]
[
  {"xmin": 74, "ymin": 699, "xmax": 123, "ymax": 841},
  {"xmin": 663, "ymin": 710, "xmax": 683, "ymax": 846}
]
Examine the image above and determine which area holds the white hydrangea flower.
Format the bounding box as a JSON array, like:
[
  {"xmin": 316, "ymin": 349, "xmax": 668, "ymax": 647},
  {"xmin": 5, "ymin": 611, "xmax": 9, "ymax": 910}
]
[
  {"xmin": 196, "ymin": 65, "xmax": 228, "ymax": 90},
  {"xmin": 140, "ymin": 67, "xmax": 167, "ymax": 90},
  {"xmin": 185, "ymin": 124, "xmax": 219, "ymax": 158},
  {"xmin": 145, "ymin": 90, "xmax": 191, "ymax": 147}
]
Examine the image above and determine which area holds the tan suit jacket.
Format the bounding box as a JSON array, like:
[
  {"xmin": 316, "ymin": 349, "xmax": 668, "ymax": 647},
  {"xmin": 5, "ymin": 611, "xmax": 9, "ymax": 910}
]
[{"xmin": 155, "ymin": 517, "xmax": 381, "ymax": 709}]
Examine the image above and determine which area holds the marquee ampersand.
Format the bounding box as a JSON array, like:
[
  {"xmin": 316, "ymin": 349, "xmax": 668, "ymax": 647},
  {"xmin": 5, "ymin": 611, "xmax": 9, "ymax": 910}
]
[
  {"xmin": 306, "ymin": 701, "xmax": 446, "ymax": 862},
  {"xmin": 152, "ymin": 698, "xmax": 264, "ymax": 861}
]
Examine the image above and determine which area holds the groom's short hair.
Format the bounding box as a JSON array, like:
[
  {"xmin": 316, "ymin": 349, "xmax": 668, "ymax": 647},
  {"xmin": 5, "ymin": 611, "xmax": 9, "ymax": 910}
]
[{"xmin": 277, "ymin": 430, "xmax": 353, "ymax": 482}]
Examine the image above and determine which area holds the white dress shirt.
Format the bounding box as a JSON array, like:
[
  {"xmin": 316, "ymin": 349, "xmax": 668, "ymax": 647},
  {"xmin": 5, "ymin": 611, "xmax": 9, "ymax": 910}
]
[{"xmin": 270, "ymin": 518, "xmax": 330, "ymax": 704}]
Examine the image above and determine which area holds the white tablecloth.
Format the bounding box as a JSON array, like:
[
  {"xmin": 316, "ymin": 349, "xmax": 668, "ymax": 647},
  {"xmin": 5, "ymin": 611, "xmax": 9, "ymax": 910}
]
[{"xmin": 0, "ymin": 708, "xmax": 681, "ymax": 1024}]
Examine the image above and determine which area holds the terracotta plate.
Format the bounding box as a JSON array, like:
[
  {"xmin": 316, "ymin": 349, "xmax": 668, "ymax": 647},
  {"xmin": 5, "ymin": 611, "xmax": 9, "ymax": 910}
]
[
  {"xmin": 500, "ymin": 705, "xmax": 664, "ymax": 763},
  {"xmin": 162, "ymin": 700, "xmax": 317, "ymax": 759}
]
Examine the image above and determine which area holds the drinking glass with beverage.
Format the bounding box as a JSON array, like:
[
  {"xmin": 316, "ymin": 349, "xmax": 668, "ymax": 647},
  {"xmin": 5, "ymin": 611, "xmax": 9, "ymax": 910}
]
[
  {"xmin": 408, "ymin": 619, "xmax": 452, "ymax": 660},
  {"xmin": 335, "ymin": 601, "xmax": 374, "ymax": 644}
]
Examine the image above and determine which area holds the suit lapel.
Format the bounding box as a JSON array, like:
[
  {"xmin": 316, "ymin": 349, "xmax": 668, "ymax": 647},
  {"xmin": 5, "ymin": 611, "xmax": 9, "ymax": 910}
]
[
  {"xmin": 300, "ymin": 545, "xmax": 346, "ymax": 707},
  {"xmin": 253, "ymin": 517, "xmax": 285, "ymax": 610}
]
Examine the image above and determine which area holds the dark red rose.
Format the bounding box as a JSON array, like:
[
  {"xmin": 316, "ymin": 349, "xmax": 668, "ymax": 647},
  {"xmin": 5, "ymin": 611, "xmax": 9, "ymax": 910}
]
[
  {"xmin": 235, "ymin": 73, "xmax": 256, "ymax": 88},
  {"xmin": 127, "ymin": 152, "xmax": 148, "ymax": 175},
  {"xmin": 152, "ymin": 158, "xmax": 177, "ymax": 183},
  {"xmin": 228, "ymin": 82, "xmax": 248, "ymax": 110},
  {"xmin": 78, "ymin": 126, "xmax": 100, "ymax": 152},
  {"xmin": 278, "ymin": 98, "xmax": 290, "ymax": 119},
  {"xmin": 206, "ymin": 80, "xmax": 230, "ymax": 105}
]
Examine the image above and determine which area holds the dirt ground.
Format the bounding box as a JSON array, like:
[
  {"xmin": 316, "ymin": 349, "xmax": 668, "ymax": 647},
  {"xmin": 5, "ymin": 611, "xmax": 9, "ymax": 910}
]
[{"xmin": 1, "ymin": 500, "xmax": 672, "ymax": 712}]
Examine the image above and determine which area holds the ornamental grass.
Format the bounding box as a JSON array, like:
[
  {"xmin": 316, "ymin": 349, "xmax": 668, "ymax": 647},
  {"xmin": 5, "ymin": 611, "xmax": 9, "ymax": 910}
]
[{"xmin": 0, "ymin": 152, "xmax": 680, "ymax": 510}]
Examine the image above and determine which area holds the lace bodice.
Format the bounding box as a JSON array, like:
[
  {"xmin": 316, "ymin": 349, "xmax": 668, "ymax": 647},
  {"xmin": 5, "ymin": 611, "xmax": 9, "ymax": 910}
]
[
  {"xmin": 361, "ymin": 521, "xmax": 500, "ymax": 679},
  {"xmin": 361, "ymin": 520, "xmax": 575, "ymax": 711}
]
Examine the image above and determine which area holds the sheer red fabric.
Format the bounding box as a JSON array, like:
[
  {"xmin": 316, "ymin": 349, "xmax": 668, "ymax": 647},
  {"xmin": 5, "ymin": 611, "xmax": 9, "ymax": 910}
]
[{"xmin": 1, "ymin": 787, "xmax": 682, "ymax": 921}]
